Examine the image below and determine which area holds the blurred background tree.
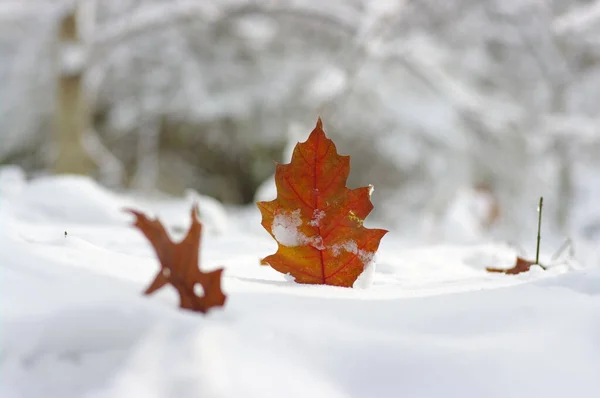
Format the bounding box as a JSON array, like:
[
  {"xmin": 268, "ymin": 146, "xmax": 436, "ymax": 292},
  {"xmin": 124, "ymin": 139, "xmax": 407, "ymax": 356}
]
[{"xmin": 1, "ymin": 0, "xmax": 600, "ymax": 248}]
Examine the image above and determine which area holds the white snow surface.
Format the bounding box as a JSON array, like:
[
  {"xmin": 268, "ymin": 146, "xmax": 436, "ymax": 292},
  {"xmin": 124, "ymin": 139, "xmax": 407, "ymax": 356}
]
[{"xmin": 1, "ymin": 170, "xmax": 600, "ymax": 398}]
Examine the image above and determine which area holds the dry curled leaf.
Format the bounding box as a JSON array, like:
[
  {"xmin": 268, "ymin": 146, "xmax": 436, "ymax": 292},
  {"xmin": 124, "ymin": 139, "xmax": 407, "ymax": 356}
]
[
  {"xmin": 257, "ymin": 118, "xmax": 388, "ymax": 287},
  {"xmin": 486, "ymin": 256, "xmax": 546, "ymax": 275},
  {"xmin": 127, "ymin": 206, "xmax": 226, "ymax": 313}
]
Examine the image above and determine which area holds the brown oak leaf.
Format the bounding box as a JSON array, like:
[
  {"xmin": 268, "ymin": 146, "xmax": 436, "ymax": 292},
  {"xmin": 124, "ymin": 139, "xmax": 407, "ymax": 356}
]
[
  {"xmin": 127, "ymin": 206, "xmax": 226, "ymax": 313},
  {"xmin": 486, "ymin": 256, "xmax": 546, "ymax": 275},
  {"xmin": 257, "ymin": 118, "xmax": 388, "ymax": 287}
]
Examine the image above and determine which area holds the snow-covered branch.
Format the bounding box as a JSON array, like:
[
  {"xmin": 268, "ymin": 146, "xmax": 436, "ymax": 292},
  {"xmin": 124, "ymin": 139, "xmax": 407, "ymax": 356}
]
[
  {"xmin": 554, "ymin": 0, "xmax": 600, "ymax": 35},
  {"xmin": 0, "ymin": 1, "xmax": 51, "ymax": 19},
  {"xmin": 92, "ymin": 1, "xmax": 220, "ymax": 50},
  {"xmin": 91, "ymin": 1, "xmax": 358, "ymax": 63}
]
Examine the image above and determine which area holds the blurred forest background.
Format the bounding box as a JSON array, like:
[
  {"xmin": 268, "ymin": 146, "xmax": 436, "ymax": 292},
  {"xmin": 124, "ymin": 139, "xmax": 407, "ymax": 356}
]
[{"xmin": 1, "ymin": 0, "xmax": 600, "ymax": 253}]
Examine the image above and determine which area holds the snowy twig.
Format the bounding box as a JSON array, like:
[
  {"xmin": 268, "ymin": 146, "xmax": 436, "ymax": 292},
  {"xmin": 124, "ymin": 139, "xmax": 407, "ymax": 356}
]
[
  {"xmin": 91, "ymin": 1, "xmax": 357, "ymax": 64},
  {"xmin": 535, "ymin": 197, "xmax": 543, "ymax": 265},
  {"xmin": 554, "ymin": 0, "xmax": 600, "ymax": 35}
]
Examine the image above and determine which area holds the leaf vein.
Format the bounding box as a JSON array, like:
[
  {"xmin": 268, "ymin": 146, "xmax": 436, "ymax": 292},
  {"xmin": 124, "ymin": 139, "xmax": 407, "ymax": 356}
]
[
  {"xmin": 284, "ymin": 176, "xmax": 314, "ymax": 210},
  {"xmin": 325, "ymin": 233, "xmax": 381, "ymax": 282}
]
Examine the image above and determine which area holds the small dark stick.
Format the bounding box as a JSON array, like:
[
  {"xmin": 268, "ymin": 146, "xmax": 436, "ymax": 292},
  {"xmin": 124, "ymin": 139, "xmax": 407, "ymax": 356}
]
[{"xmin": 535, "ymin": 197, "xmax": 543, "ymax": 265}]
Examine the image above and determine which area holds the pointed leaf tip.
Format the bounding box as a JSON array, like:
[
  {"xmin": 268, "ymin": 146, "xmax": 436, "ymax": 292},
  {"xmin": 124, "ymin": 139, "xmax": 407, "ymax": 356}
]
[
  {"xmin": 191, "ymin": 202, "xmax": 199, "ymax": 221},
  {"xmin": 307, "ymin": 116, "xmax": 327, "ymax": 144},
  {"xmin": 316, "ymin": 117, "xmax": 323, "ymax": 129}
]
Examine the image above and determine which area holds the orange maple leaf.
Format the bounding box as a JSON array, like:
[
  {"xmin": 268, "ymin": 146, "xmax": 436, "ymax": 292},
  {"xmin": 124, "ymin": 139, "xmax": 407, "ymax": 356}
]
[
  {"xmin": 127, "ymin": 206, "xmax": 226, "ymax": 313},
  {"xmin": 486, "ymin": 256, "xmax": 546, "ymax": 275},
  {"xmin": 257, "ymin": 118, "xmax": 388, "ymax": 287}
]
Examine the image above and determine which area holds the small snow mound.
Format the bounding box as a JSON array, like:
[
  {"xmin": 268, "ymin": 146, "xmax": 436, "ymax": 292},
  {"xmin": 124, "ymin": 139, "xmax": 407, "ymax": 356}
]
[
  {"xmin": 9, "ymin": 175, "xmax": 133, "ymax": 225},
  {"xmin": 527, "ymin": 264, "xmax": 547, "ymax": 275},
  {"xmin": 353, "ymin": 260, "xmax": 376, "ymax": 289},
  {"xmin": 272, "ymin": 210, "xmax": 304, "ymax": 247},
  {"xmin": 272, "ymin": 210, "xmax": 325, "ymax": 249}
]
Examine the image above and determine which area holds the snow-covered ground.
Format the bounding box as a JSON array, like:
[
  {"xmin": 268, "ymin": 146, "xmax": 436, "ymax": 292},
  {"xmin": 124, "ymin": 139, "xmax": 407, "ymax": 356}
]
[{"xmin": 1, "ymin": 167, "xmax": 599, "ymax": 398}]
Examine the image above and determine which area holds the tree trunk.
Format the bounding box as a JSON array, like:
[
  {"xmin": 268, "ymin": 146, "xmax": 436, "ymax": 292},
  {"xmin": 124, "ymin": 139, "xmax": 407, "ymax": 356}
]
[{"xmin": 53, "ymin": 8, "xmax": 94, "ymax": 176}]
